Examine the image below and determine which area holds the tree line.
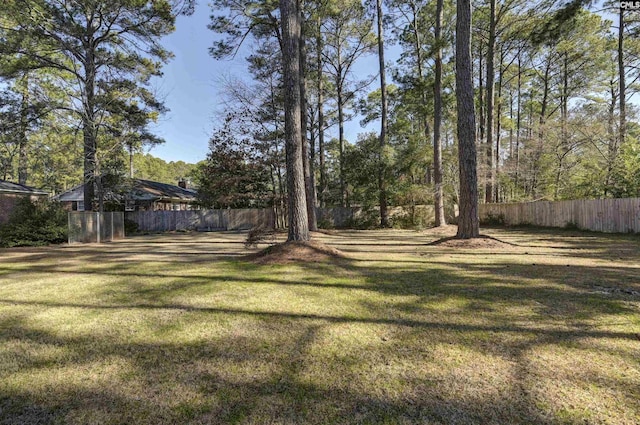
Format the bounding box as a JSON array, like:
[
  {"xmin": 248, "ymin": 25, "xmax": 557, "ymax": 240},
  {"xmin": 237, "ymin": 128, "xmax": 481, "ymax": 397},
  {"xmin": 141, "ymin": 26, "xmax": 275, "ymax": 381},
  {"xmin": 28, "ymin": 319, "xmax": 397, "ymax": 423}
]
[
  {"xmin": 0, "ymin": 0, "xmax": 195, "ymax": 205},
  {"xmin": 202, "ymin": 0, "xmax": 639, "ymax": 239},
  {"xmin": 2, "ymin": 0, "xmax": 638, "ymax": 239}
]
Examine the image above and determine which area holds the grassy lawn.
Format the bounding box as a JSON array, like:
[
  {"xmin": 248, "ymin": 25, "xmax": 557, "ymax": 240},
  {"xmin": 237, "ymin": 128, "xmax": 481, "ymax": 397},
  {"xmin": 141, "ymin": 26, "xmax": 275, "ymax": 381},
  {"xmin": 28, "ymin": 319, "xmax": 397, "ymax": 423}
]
[{"xmin": 0, "ymin": 227, "xmax": 638, "ymax": 424}]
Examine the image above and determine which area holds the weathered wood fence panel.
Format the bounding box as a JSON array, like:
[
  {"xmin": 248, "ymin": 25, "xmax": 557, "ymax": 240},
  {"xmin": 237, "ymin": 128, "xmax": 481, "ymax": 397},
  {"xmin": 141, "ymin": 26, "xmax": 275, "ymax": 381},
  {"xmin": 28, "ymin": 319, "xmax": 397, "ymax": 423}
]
[
  {"xmin": 316, "ymin": 206, "xmax": 442, "ymax": 228},
  {"xmin": 127, "ymin": 209, "xmax": 276, "ymax": 232},
  {"xmin": 68, "ymin": 212, "xmax": 125, "ymax": 243},
  {"xmin": 479, "ymin": 198, "xmax": 640, "ymax": 233},
  {"xmin": 128, "ymin": 205, "xmax": 452, "ymax": 232}
]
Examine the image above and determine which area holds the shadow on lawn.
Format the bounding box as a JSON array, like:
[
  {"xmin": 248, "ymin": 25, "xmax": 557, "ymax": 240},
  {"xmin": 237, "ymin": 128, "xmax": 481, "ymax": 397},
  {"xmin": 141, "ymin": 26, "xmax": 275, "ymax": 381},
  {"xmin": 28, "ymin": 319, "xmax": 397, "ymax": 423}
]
[
  {"xmin": 0, "ymin": 228, "xmax": 639, "ymax": 424},
  {"xmin": 481, "ymin": 225, "xmax": 640, "ymax": 256},
  {"xmin": 0, "ymin": 299, "xmax": 636, "ymax": 342},
  {"xmin": 0, "ymin": 305, "xmax": 634, "ymax": 425},
  {"xmin": 1, "ymin": 252, "xmax": 638, "ymax": 313}
]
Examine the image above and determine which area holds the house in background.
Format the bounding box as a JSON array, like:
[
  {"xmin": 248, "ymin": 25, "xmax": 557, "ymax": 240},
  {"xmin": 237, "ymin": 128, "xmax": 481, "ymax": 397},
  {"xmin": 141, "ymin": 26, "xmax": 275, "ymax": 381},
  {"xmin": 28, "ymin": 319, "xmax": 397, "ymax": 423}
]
[
  {"xmin": 55, "ymin": 178, "xmax": 198, "ymax": 211},
  {"xmin": 0, "ymin": 180, "xmax": 49, "ymax": 224}
]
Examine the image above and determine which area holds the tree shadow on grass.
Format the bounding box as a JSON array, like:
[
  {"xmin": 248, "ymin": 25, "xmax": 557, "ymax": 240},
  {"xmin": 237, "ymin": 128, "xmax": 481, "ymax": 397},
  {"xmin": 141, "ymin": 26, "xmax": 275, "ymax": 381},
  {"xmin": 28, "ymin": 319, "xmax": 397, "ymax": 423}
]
[
  {"xmin": 0, "ymin": 305, "xmax": 636, "ymax": 425},
  {"xmin": 1, "ymin": 238, "xmax": 638, "ymax": 319},
  {"xmin": 481, "ymin": 226, "xmax": 640, "ymax": 256},
  {"xmin": 0, "ymin": 299, "xmax": 636, "ymax": 342},
  {"xmin": 1, "ymin": 228, "xmax": 639, "ymax": 423}
]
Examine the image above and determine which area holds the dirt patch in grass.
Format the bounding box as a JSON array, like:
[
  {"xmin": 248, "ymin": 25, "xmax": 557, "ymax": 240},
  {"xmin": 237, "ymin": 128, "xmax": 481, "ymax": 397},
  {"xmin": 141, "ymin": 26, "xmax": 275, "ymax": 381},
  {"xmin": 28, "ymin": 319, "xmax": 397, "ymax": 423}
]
[
  {"xmin": 422, "ymin": 224, "xmax": 459, "ymax": 237},
  {"xmin": 427, "ymin": 235, "xmax": 514, "ymax": 249},
  {"xmin": 246, "ymin": 240, "xmax": 346, "ymax": 265}
]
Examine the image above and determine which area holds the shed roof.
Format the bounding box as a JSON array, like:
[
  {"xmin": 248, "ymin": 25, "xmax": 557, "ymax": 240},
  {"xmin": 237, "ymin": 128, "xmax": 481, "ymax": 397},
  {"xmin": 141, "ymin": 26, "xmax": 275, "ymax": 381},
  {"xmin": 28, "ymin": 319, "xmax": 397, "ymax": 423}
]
[
  {"xmin": 0, "ymin": 180, "xmax": 49, "ymax": 196},
  {"xmin": 55, "ymin": 178, "xmax": 197, "ymax": 203}
]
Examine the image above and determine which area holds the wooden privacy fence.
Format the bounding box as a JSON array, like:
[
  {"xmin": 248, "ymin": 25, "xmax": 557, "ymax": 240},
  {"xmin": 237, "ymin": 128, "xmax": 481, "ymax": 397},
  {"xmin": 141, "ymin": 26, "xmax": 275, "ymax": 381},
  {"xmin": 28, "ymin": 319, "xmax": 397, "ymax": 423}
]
[
  {"xmin": 127, "ymin": 209, "xmax": 276, "ymax": 232},
  {"xmin": 317, "ymin": 205, "xmax": 442, "ymax": 227},
  {"xmin": 127, "ymin": 205, "xmax": 455, "ymax": 232},
  {"xmin": 479, "ymin": 198, "xmax": 640, "ymax": 233}
]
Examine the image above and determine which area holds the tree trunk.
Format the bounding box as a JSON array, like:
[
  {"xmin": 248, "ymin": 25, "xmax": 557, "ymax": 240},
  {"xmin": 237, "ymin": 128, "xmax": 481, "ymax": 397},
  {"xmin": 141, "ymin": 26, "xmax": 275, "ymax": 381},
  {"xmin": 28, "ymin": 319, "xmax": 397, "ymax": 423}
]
[
  {"xmin": 508, "ymin": 86, "xmax": 514, "ymax": 200},
  {"xmin": 485, "ymin": 0, "xmax": 496, "ymax": 203},
  {"xmin": 337, "ymin": 71, "xmax": 346, "ymax": 207},
  {"xmin": 18, "ymin": 73, "xmax": 29, "ymax": 185},
  {"xmin": 533, "ymin": 57, "xmax": 552, "ymax": 198},
  {"xmin": 96, "ymin": 160, "xmax": 104, "ymax": 213},
  {"xmin": 433, "ymin": 0, "xmax": 446, "ymax": 226},
  {"xmin": 83, "ymin": 41, "xmax": 97, "ymax": 211},
  {"xmin": 316, "ymin": 17, "xmax": 327, "ymax": 208},
  {"xmin": 618, "ymin": 9, "xmax": 626, "ymax": 148},
  {"xmin": 478, "ymin": 43, "xmax": 484, "ymax": 153},
  {"xmin": 495, "ymin": 50, "xmax": 504, "ymax": 202},
  {"xmin": 455, "ymin": 0, "xmax": 479, "ymax": 239},
  {"xmin": 129, "ymin": 143, "xmax": 135, "ymax": 178},
  {"xmin": 515, "ymin": 53, "xmax": 522, "ymax": 189},
  {"xmin": 270, "ymin": 166, "xmax": 280, "ymax": 228},
  {"xmin": 556, "ymin": 52, "xmax": 568, "ymax": 200},
  {"xmin": 605, "ymin": 82, "xmax": 618, "ymax": 196},
  {"xmin": 280, "ymin": 0, "xmax": 310, "ymax": 241},
  {"xmin": 299, "ymin": 21, "xmax": 318, "ymax": 231},
  {"xmin": 82, "ymin": 121, "xmax": 96, "ymax": 211},
  {"xmin": 410, "ymin": 2, "xmax": 432, "ymax": 184},
  {"xmin": 376, "ymin": 0, "xmax": 389, "ymax": 227},
  {"xmin": 269, "ymin": 81, "xmax": 287, "ymax": 227}
]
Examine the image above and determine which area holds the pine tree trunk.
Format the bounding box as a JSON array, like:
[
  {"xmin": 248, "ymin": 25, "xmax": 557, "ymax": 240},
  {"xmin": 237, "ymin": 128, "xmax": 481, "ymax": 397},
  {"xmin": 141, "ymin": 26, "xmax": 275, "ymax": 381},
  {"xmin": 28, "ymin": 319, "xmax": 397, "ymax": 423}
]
[
  {"xmin": 605, "ymin": 83, "xmax": 618, "ymax": 196},
  {"xmin": 485, "ymin": 0, "xmax": 496, "ymax": 203},
  {"xmin": 533, "ymin": 58, "xmax": 551, "ymax": 198},
  {"xmin": 18, "ymin": 73, "xmax": 29, "ymax": 185},
  {"xmin": 376, "ymin": 0, "xmax": 389, "ymax": 228},
  {"xmin": 129, "ymin": 143, "xmax": 135, "ymax": 178},
  {"xmin": 455, "ymin": 0, "xmax": 479, "ymax": 239},
  {"xmin": 515, "ymin": 53, "xmax": 521, "ymax": 189},
  {"xmin": 337, "ymin": 72, "xmax": 346, "ymax": 207},
  {"xmin": 618, "ymin": 10, "xmax": 626, "ymax": 148},
  {"xmin": 410, "ymin": 3, "xmax": 431, "ymax": 183},
  {"xmin": 299, "ymin": 23, "xmax": 318, "ymax": 231},
  {"xmin": 433, "ymin": 0, "xmax": 446, "ymax": 226},
  {"xmin": 495, "ymin": 50, "xmax": 504, "ymax": 202},
  {"xmin": 316, "ymin": 17, "xmax": 326, "ymax": 209},
  {"xmin": 280, "ymin": 0, "xmax": 310, "ymax": 241},
  {"xmin": 83, "ymin": 44, "xmax": 97, "ymax": 211}
]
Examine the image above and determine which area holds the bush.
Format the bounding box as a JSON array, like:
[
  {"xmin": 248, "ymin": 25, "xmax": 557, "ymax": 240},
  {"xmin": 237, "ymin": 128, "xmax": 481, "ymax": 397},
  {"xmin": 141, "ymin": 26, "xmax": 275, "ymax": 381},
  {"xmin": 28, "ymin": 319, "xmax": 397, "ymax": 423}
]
[
  {"xmin": 0, "ymin": 198, "xmax": 68, "ymax": 248},
  {"xmin": 564, "ymin": 221, "xmax": 580, "ymax": 230},
  {"xmin": 390, "ymin": 206, "xmax": 433, "ymax": 229},
  {"xmin": 345, "ymin": 207, "xmax": 379, "ymax": 229},
  {"xmin": 317, "ymin": 216, "xmax": 334, "ymax": 230},
  {"xmin": 481, "ymin": 212, "xmax": 506, "ymax": 226}
]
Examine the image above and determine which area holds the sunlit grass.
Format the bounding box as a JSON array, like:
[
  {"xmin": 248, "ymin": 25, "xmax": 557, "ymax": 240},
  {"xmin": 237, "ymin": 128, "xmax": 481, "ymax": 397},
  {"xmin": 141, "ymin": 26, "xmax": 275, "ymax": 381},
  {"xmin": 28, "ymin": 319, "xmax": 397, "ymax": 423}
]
[{"xmin": 0, "ymin": 227, "xmax": 638, "ymax": 424}]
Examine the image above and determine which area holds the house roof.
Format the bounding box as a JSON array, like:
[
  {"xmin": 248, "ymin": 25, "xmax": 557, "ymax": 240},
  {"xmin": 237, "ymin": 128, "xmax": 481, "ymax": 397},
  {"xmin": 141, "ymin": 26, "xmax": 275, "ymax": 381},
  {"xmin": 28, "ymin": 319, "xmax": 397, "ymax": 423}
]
[
  {"xmin": 0, "ymin": 180, "xmax": 49, "ymax": 196},
  {"xmin": 55, "ymin": 178, "xmax": 197, "ymax": 203},
  {"xmin": 132, "ymin": 179, "xmax": 197, "ymax": 201}
]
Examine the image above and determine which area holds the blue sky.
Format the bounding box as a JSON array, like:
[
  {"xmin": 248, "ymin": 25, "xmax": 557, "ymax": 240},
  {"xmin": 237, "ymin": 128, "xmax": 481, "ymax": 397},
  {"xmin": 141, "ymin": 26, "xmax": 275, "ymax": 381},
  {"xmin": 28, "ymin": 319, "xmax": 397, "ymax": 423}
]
[
  {"xmin": 148, "ymin": 4, "xmax": 244, "ymax": 164},
  {"xmin": 148, "ymin": 3, "xmax": 381, "ymax": 164}
]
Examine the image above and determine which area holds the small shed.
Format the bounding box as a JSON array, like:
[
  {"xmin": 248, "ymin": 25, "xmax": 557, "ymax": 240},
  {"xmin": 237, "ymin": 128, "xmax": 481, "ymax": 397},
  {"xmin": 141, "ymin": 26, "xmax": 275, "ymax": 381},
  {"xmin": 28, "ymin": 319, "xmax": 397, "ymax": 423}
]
[{"xmin": 0, "ymin": 180, "xmax": 49, "ymax": 224}]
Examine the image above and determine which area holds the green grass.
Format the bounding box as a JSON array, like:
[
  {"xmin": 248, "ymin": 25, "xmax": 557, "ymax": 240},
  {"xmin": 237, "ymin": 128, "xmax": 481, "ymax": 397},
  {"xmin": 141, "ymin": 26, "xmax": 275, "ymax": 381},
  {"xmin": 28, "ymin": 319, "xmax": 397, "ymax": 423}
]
[{"xmin": 0, "ymin": 227, "xmax": 638, "ymax": 424}]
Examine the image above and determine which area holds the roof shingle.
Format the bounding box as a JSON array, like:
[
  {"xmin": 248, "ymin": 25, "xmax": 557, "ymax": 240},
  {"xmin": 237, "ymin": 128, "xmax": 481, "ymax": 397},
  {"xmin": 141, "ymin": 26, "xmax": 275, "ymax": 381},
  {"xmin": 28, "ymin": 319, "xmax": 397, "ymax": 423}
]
[
  {"xmin": 0, "ymin": 180, "xmax": 49, "ymax": 195},
  {"xmin": 55, "ymin": 178, "xmax": 197, "ymax": 202}
]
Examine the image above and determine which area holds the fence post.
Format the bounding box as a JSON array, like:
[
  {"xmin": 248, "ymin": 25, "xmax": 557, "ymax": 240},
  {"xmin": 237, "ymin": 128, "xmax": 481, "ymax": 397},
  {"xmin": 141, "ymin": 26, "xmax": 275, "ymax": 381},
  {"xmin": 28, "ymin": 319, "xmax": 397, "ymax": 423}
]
[{"xmin": 96, "ymin": 212, "xmax": 100, "ymax": 244}]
